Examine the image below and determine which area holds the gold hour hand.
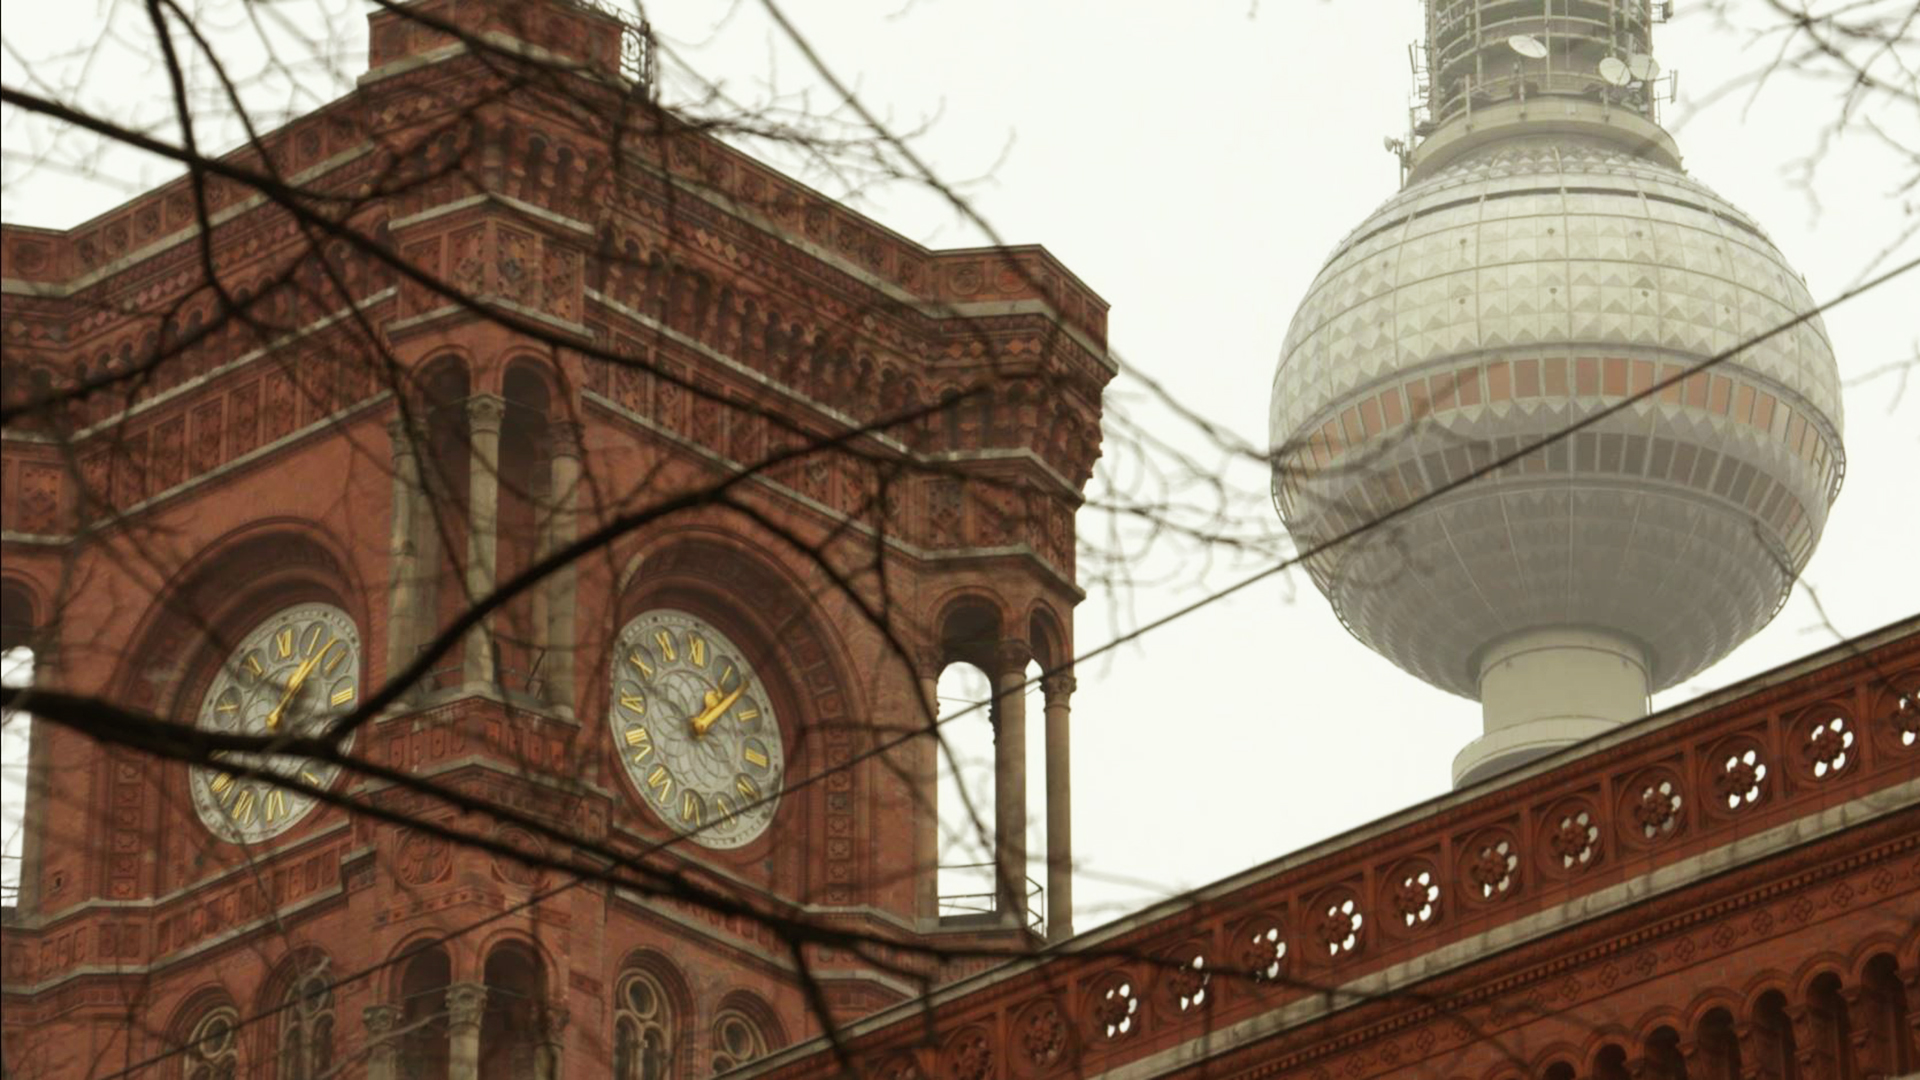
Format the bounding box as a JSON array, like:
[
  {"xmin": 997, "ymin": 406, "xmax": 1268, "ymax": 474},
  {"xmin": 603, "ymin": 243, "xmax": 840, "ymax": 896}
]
[
  {"xmin": 265, "ymin": 653, "xmax": 322, "ymax": 730},
  {"xmin": 688, "ymin": 682, "xmax": 747, "ymax": 737}
]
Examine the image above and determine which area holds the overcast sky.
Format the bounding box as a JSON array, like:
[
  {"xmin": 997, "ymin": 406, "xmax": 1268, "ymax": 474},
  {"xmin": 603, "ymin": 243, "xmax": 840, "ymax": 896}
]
[{"xmin": 3, "ymin": 0, "xmax": 1915, "ymax": 929}]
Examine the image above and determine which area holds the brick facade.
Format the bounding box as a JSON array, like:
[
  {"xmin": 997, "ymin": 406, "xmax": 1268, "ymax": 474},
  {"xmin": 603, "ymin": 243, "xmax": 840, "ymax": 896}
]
[
  {"xmin": 742, "ymin": 624, "xmax": 1919, "ymax": 1080},
  {"xmin": 0, "ymin": 0, "xmax": 1112, "ymax": 1074}
]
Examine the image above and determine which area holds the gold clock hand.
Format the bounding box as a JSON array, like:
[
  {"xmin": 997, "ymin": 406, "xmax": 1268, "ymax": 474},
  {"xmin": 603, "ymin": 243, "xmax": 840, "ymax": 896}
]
[
  {"xmin": 688, "ymin": 682, "xmax": 748, "ymax": 738},
  {"xmin": 265, "ymin": 652, "xmax": 323, "ymax": 730}
]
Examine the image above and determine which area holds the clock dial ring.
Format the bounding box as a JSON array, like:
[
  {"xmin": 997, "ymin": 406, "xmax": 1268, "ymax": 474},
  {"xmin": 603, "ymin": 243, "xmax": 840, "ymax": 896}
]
[
  {"xmin": 189, "ymin": 602, "xmax": 360, "ymax": 845},
  {"xmin": 609, "ymin": 608, "xmax": 785, "ymax": 849}
]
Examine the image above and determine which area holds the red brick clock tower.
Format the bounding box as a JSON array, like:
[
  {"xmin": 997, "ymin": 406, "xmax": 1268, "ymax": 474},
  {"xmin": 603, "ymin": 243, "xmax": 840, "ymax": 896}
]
[{"xmin": 0, "ymin": 1, "xmax": 1113, "ymax": 1075}]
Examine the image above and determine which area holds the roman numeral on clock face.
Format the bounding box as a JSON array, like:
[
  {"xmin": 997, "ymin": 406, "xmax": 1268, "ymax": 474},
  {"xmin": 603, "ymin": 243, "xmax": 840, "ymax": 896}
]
[{"xmin": 613, "ymin": 610, "xmax": 783, "ymax": 849}]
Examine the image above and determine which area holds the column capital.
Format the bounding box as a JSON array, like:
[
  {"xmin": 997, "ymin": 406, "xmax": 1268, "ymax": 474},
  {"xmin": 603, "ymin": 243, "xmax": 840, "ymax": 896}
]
[
  {"xmin": 912, "ymin": 647, "xmax": 947, "ymax": 682},
  {"xmin": 994, "ymin": 639, "xmax": 1032, "ymax": 680},
  {"xmin": 446, "ymin": 981, "xmax": 489, "ymax": 1028},
  {"xmin": 538, "ymin": 1002, "xmax": 571, "ymax": 1039},
  {"xmin": 387, "ymin": 415, "xmax": 425, "ymax": 458},
  {"xmin": 464, "ymin": 394, "xmax": 508, "ymax": 432},
  {"xmin": 1040, "ymin": 673, "xmax": 1077, "ymax": 701},
  {"xmin": 363, "ymin": 1003, "xmax": 402, "ymax": 1035},
  {"xmin": 544, "ymin": 421, "xmax": 585, "ymax": 460}
]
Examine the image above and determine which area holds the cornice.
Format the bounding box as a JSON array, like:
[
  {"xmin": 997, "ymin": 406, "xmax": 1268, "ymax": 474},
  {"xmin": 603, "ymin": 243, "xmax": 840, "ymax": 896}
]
[
  {"xmin": 609, "ymin": 155, "xmax": 1114, "ymax": 372},
  {"xmin": 581, "ymin": 388, "xmax": 1083, "ymax": 599},
  {"xmin": 0, "ymin": 144, "xmax": 374, "ymax": 299},
  {"xmin": 64, "ymin": 288, "xmax": 396, "ymax": 442},
  {"xmin": 586, "ymin": 287, "xmax": 1085, "ymax": 498}
]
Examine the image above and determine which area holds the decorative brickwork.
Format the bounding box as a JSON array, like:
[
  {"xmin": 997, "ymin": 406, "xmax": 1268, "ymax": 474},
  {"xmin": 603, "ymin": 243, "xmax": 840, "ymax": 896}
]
[
  {"xmin": 0, "ymin": 0, "xmax": 1109, "ymax": 1072},
  {"xmin": 741, "ymin": 625, "xmax": 1919, "ymax": 1080}
]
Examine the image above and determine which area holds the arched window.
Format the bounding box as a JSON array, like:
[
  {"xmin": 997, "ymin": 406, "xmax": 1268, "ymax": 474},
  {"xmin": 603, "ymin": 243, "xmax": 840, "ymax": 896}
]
[
  {"xmin": 497, "ymin": 364, "xmax": 553, "ymax": 696},
  {"xmin": 278, "ymin": 975, "xmax": 334, "ymax": 1080},
  {"xmin": 709, "ymin": 1008, "xmax": 769, "ymax": 1075},
  {"xmin": 184, "ymin": 1006, "xmax": 241, "ymax": 1080},
  {"xmin": 398, "ymin": 946, "xmax": 452, "ymax": 1080},
  {"xmin": 1753, "ymin": 990, "xmax": 1800, "ymax": 1080},
  {"xmin": 613, "ymin": 969, "xmax": 674, "ymax": 1080},
  {"xmin": 480, "ymin": 941, "xmax": 545, "ymax": 1080},
  {"xmin": 419, "ymin": 360, "xmax": 472, "ymax": 692},
  {"xmin": 1, "ymin": 639, "xmax": 34, "ymax": 906}
]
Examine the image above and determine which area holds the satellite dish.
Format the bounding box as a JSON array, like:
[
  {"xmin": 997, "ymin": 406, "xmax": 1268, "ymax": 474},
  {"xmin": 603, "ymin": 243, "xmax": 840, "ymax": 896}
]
[
  {"xmin": 1508, "ymin": 34, "xmax": 1548, "ymax": 59},
  {"xmin": 1599, "ymin": 57, "xmax": 1631, "ymax": 86},
  {"xmin": 1628, "ymin": 53, "xmax": 1661, "ymax": 81}
]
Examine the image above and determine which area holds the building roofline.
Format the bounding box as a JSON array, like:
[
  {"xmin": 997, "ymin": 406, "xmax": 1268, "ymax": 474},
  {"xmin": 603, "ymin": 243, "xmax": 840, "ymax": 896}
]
[{"xmin": 738, "ymin": 612, "xmax": 1919, "ymax": 1070}]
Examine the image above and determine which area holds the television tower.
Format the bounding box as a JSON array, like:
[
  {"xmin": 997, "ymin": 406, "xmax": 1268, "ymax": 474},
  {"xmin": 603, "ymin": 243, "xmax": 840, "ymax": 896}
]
[{"xmin": 1270, "ymin": 0, "xmax": 1844, "ymax": 786}]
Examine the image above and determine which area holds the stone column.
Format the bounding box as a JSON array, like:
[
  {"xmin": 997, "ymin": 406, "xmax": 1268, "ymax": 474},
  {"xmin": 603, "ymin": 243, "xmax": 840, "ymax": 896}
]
[
  {"xmin": 386, "ymin": 417, "xmax": 427, "ymax": 695},
  {"xmin": 1904, "ymin": 966, "xmax": 1920, "ymax": 1063},
  {"xmin": 914, "ymin": 652, "xmax": 943, "ymax": 924},
  {"xmin": 363, "ymin": 1004, "xmax": 401, "ymax": 1080},
  {"xmin": 535, "ymin": 1003, "xmax": 570, "ymax": 1080},
  {"xmin": 1733, "ymin": 1019, "xmax": 1781, "ymax": 1080},
  {"xmin": 1839, "ymin": 986, "xmax": 1880, "ymax": 1080},
  {"xmin": 12, "ymin": 639, "xmax": 54, "ymax": 914},
  {"xmin": 992, "ymin": 642, "xmax": 1029, "ymax": 931},
  {"xmin": 462, "ymin": 396, "xmax": 507, "ymax": 690},
  {"xmin": 1785, "ymin": 1003, "xmax": 1825, "ymax": 1080},
  {"xmin": 542, "ymin": 421, "xmax": 583, "ymax": 715},
  {"xmin": 446, "ymin": 982, "xmax": 488, "ymax": 1080},
  {"xmin": 1041, "ymin": 673, "xmax": 1075, "ymax": 942}
]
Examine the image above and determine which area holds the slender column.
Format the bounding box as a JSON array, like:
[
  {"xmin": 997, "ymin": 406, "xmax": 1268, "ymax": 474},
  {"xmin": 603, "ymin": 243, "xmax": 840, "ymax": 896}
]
[
  {"xmin": 446, "ymin": 982, "xmax": 488, "ymax": 1080},
  {"xmin": 543, "ymin": 422, "xmax": 583, "ymax": 714},
  {"xmin": 415, "ymin": 408, "xmax": 451, "ymax": 686},
  {"xmin": 1786, "ymin": 1004, "xmax": 1825, "ymax": 1080},
  {"xmin": 1904, "ymin": 966, "xmax": 1920, "ymax": 1064},
  {"xmin": 14, "ymin": 639, "xmax": 55, "ymax": 914},
  {"xmin": 363, "ymin": 1005, "xmax": 401, "ymax": 1080},
  {"xmin": 914, "ymin": 652, "xmax": 943, "ymax": 924},
  {"xmin": 1840, "ymin": 986, "xmax": 1881, "ymax": 1080},
  {"xmin": 1041, "ymin": 673, "xmax": 1075, "ymax": 942},
  {"xmin": 1734, "ymin": 1019, "xmax": 1776, "ymax": 1080},
  {"xmin": 386, "ymin": 417, "xmax": 427, "ymax": 695},
  {"xmin": 535, "ymin": 1003, "xmax": 570, "ymax": 1080},
  {"xmin": 462, "ymin": 396, "xmax": 507, "ymax": 689},
  {"xmin": 993, "ymin": 641, "xmax": 1029, "ymax": 931}
]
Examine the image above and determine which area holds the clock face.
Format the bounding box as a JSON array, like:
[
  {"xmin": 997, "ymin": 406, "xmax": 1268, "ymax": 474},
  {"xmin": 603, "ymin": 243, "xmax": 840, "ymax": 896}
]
[
  {"xmin": 609, "ymin": 609, "xmax": 785, "ymax": 849},
  {"xmin": 189, "ymin": 603, "xmax": 360, "ymax": 845}
]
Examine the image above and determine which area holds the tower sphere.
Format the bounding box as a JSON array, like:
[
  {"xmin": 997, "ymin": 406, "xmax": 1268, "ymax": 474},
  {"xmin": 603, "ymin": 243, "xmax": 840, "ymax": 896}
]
[{"xmin": 1270, "ymin": 57, "xmax": 1844, "ymax": 784}]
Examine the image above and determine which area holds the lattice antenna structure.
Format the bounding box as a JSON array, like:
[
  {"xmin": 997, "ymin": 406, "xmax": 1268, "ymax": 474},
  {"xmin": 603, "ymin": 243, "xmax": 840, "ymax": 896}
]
[{"xmin": 1271, "ymin": 0, "xmax": 1844, "ymax": 787}]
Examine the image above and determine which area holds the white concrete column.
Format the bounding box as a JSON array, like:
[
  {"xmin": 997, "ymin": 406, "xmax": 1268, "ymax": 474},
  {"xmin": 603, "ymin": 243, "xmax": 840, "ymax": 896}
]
[
  {"xmin": 1454, "ymin": 627, "xmax": 1649, "ymax": 788},
  {"xmin": 992, "ymin": 642, "xmax": 1029, "ymax": 931},
  {"xmin": 363, "ymin": 1005, "xmax": 401, "ymax": 1080},
  {"xmin": 385, "ymin": 417, "xmax": 427, "ymax": 694},
  {"xmin": 446, "ymin": 982, "xmax": 488, "ymax": 1080},
  {"xmin": 542, "ymin": 422, "xmax": 583, "ymax": 715},
  {"xmin": 462, "ymin": 396, "xmax": 507, "ymax": 690},
  {"xmin": 1041, "ymin": 673, "xmax": 1075, "ymax": 942}
]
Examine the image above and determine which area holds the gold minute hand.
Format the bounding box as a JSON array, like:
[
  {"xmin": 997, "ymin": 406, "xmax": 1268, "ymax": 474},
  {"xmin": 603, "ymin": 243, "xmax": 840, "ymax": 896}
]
[{"xmin": 688, "ymin": 682, "xmax": 747, "ymax": 738}]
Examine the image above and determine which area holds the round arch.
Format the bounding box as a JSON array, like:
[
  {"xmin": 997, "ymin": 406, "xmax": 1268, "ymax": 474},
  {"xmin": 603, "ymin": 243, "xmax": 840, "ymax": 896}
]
[
  {"xmin": 0, "ymin": 575, "xmax": 44, "ymax": 652},
  {"xmin": 710, "ymin": 988, "xmax": 785, "ymax": 1072},
  {"xmin": 605, "ymin": 520, "xmax": 871, "ymax": 890},
  {"xmin": 1026, "ymin": 603, "xmax": 1068, "ymax": 672},
  {"xmin": 931, "ymin": 590, "xmax": 1008, "ymax": 671},
  {"xmin": 113, "ymin": 520, "xmax": 364, "ymax": 716}
]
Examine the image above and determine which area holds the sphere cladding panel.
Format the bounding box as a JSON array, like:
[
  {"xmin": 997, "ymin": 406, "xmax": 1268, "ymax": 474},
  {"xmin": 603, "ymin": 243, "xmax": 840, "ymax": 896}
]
[{"xmin": 1270, "ymin": 137, "xmax": 1843, "ymax": 699}]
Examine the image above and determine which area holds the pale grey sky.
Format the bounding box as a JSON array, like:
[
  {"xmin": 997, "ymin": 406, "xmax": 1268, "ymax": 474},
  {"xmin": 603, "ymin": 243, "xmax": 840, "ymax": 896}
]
[{"xmin": 3, "ymin": 0, "xmax": 1915, "ymax": 928}]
